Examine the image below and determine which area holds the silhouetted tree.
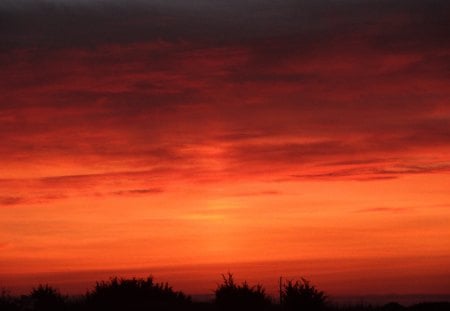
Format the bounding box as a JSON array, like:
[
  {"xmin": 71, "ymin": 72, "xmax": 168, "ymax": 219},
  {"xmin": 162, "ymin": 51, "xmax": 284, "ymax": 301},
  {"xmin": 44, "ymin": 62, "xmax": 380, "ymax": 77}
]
[
  {"xmin": 214, "ymin": 273, "xmax": 271, "ymax": 311},
  {"xmin": 282, "ymin": 278, "xmax": 326, "ymax": 311},
  {"xmin": 85, "ymin": 276, "xmax": 190, "ymax": 311},
  {"xmin": 30, "ymin": 284, "xmax": 66, "ymax": 311},
  {"xmin": 409, "ymin": 302, "xmax": 450, "ymax": 311},
  {"xmin": 381, "ymin": 302, "xmax": 404, "ymax": 311}
]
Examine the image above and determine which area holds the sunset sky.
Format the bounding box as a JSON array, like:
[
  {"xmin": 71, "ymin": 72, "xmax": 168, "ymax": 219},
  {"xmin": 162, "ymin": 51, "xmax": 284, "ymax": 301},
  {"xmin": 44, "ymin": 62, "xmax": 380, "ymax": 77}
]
[{"xmin": 1, "ymin": 0, "xmax": 450, "ymax": 299}]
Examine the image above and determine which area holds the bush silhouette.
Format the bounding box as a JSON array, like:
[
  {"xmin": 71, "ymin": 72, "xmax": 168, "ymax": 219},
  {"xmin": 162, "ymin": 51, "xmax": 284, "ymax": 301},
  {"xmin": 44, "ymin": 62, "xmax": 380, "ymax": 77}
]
[
  {"xmin": 282, "ymin": 278, "xmax": 326, "ymax": 311},
  {"xmin": 85, "ymin": 276, "xmax": 190, "ymax": 311},
  {"xmin": 409, "ymin": 302, "xmax": 450, "ymax": 311},
  {"xmin": 381, "ymin": 302, "xmax": 404, "ymax": 311},
  {"xmin": 214, "ymin": 273, "xmax": 271, "ymax": 311},
  {"xmin": 30, "ymin": 284, "xmax": 66, "ymax": 311}
]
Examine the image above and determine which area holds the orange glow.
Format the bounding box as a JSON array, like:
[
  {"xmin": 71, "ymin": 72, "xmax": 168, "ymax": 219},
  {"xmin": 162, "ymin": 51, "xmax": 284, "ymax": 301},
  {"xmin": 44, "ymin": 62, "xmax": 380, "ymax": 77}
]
[{"xmin": 1, "ymin": 0, "xmax": 450, "ymax": 299}]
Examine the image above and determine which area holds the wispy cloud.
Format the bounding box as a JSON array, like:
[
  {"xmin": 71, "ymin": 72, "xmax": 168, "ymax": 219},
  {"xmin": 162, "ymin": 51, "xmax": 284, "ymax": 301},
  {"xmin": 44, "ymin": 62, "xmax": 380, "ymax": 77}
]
[
  {"xmin": 111, "ymin": 188, "xmax": 164, "ymax": 196},
  {"xmin": 0, "ymin": 196, "xmax": 25, "ymax": 206},
  {"xmin": 356, "ymin": 207, "xmax": 411, "ymax": 213}
]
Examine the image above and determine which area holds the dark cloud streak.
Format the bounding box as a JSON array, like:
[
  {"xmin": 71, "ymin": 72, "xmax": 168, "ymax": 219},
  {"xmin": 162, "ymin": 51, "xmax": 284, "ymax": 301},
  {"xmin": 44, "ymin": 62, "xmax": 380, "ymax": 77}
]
[{"xmin": 0, "ymin": 0, "xmax": 449, "ymax": 49}]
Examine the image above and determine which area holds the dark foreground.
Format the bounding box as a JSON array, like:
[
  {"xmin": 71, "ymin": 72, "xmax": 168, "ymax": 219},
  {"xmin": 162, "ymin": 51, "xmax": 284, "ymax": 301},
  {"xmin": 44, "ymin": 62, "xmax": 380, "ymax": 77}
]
[{"xmin": 1, "ymin": 275, "xmax": 449, "ymax": 311}]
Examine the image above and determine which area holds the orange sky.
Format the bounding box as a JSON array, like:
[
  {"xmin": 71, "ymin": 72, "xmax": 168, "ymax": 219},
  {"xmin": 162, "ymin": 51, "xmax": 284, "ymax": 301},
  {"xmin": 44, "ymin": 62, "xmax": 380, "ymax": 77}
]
[{"xmin": 1, "ymin": 0, "xmax": 450, "ymax": 298}]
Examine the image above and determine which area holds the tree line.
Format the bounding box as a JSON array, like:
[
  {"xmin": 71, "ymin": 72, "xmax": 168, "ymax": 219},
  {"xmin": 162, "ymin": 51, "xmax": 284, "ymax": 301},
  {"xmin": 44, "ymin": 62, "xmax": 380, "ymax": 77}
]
[{"xmin": 1, "ymin": 274, "xmax": 448, "ymax": 311}]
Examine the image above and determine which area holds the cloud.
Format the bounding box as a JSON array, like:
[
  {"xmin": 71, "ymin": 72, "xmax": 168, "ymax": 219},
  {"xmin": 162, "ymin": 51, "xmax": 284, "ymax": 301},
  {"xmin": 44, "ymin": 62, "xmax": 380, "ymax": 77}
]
[
  {"xmin": 357, "ymin": 207, "xmax": 411, "ymax": 213},
  {"xmin": 0, "ymin": 194, "xmax": 67, "ymax": 207},
  {"xmin": 0, "ymin": 0, "xmax": 449, "ymax": 199},
  {"xmin": 0, "ymin": 170, "xmax": 171, "ymax": 207},
  {"xmin": 0, "ymin": 196, "xmax": 25, "ymax": 206},
  {"xmin": 290, "ymin": 162, "xmax": 450, "ymax": 181},
  {"xmin": 0, "ymin": 0, "xmax": 449, "ymax": 49},
  {"xmin": 228, "ymin": 190, "xmax": 282, "ymax": 197},
  {"xmin": 111, "ymin": 188, "xmax": 164, "ymax": 196}
]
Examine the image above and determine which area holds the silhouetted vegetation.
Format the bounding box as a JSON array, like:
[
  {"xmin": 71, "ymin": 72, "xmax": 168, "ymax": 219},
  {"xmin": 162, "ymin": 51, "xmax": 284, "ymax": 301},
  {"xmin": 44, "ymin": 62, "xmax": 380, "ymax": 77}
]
[
  {"xmin": 214, "ymin": 273, "xmax": 271, "ymax": 310},
  {"xmin": 408, "ymin": 302, "xmax": 450, "ymax": 311},
  {"xmin": 30, "ymin": 284, "xmax": 66, "ymax": 311},
  {"xmin": 1, "ymin": 275, "xmax": 449, "ymax": 311},
  {"xmin": 380, "ymin": 302, "xmax": 405, "ymax": 311},
  {"xmin": 0, "ymin": 290, "xmax": 19, "ymax": 311},
  {"xmin": 85, "ymin": 276, "xmax": 190, "ymax": 310},
  {"xmin": 282, "ymin": 278, "xmax": 327, "ymax": 310}
]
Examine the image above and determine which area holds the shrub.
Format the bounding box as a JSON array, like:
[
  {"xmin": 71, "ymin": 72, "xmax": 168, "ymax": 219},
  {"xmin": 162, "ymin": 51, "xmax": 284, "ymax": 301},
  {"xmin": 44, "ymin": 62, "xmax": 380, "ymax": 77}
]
[
  {"xmin": 381, "ymin": 302, "xmax": 404, "ymax": 311},
  {"xmin": 214, "ymin": 273, "xmax": 271, "ymax": 311},
  {"xmin": 409, "ymin": 302, "xmax": 450, "ymax": 311},
  {"xmin": 85, "ymin": 276, "xmax": 190, "ymax": 311},
  {"xmin": 30, "ymin": 284, "xmax": 66, "ymax": 311},
  {"xmin": 282, "ymin": 278, "xmax": 326, "ymax": 311}
]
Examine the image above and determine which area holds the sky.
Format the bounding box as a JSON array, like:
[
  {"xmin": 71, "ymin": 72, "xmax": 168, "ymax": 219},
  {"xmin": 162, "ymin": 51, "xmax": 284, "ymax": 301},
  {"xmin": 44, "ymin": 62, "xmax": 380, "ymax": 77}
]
[{"xmin": 1, "ymin": 0, "xmax": 450, "ymax": 299}]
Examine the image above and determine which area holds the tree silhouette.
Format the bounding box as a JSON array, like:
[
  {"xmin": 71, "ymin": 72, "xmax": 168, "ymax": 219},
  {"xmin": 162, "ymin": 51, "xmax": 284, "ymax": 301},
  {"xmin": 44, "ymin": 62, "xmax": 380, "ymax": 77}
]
[
  {"xmin": 30, "ymin": 284, "xmax": 66, "ymax": 311},
  {"xmin": 214, "ymin": 273, "xmax": 271, "ymax": 311},
  {"xmin": 282, "ymin": 278, "xmax": 326, "ymax": 311},
  {"xmin": 85, "ymin": 276, "xmax": 190, "ymax": 311},
  {"xmin": 409, "ymin": 302, "xmax": 450, "ymax": 311},
  {"xmin": 381, "ymin": 302, "xmax": 405, "ymax": 311}
]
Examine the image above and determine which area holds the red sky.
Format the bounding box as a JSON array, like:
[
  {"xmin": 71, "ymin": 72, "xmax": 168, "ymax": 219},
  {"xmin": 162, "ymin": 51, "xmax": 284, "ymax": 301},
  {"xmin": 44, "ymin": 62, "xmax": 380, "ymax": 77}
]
[{"xmin": 1, "ymin": 0, "xmax": 450, "ymax": 298}]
